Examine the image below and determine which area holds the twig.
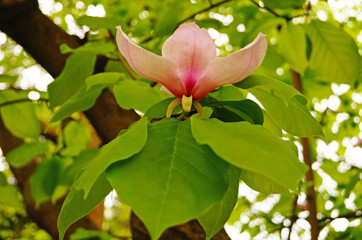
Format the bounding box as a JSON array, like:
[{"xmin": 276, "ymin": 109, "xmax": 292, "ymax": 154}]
[
  {"xmin": 291, "ymin": 70, "xmax": 319, "ymax": 240},
  {"xmin": 0, "ymin": 98, "xmax": 48, "ymax": 108},
  {"xmin": 319, "ymin": 210, "xmax": 362, "ymax": 228},
  {"xmin": 141, "ymin": 0, "xmax": 233, "ymax": 44},
  {"xmin": 249, "ymin": 0, "xmax": 307, "ymax": 21},
  {"xmin": 287, "ymin": 196, "xmax": 299, "ymax": 240}
]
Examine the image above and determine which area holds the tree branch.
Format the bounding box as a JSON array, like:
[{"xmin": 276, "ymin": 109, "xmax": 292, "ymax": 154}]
[
  {"xmin": 291, "ymin": 70, "xmax": 319, "ymax": 240},
  {"xmin": 319, "ymin": 210, "xmax": 362, "ymax": 228},
  {"xmin": 249, "ymin": 0, "xmax": 307, "ymax": 21},
  {"xmin": 141, "ymin": 0, "xmax": 233, "ymax": 44},
  {"xmin": 0, "ymin": 98, "xmax": 48, "ymax": 108}
]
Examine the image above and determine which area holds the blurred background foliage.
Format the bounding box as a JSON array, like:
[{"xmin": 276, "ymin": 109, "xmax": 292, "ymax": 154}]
[{"xmin": 0, "ymin": 0, "xmax": 361, "ymax": 239}]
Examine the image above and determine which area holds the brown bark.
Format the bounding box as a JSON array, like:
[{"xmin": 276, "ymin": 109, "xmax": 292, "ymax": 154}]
[
  {"xmin": 291, "ymin": 70, "xmax": 319, "ymax": 240},
  {"xmin": 0, "ymin": 0, "xmax": 231, "ymax": 239}
]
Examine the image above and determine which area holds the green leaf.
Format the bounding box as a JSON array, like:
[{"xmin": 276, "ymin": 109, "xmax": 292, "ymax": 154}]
[
  {"xmin": 0, "ymin": 75, "xmax": 17, "ymax": 84},
  {"xmin": 198, "ymin": 166, "xmax": 240, "ymax": 240},
  {"xmin": 77, "ymin": 16, "xmax": 121, "ymax": 31},
  {"xmin": 206, "ymin": 100, "xmax": 264, "ymax": 125},
  {"xmin": 240, "ymin": 169, "xmax": 290, "ymax": 194},
  {"xmin": 60, "ymin": 121, "xmax": 91, "ymax": 156},
  {"xmin": 85, "ymin": 72, "xmax": 123, "ymax": 90},
  {"xmin": 51, "ymin": 85, "xmax": 103, "ymax": 122},
  {"xmin": 145, "ymin": 98, "xmax": 181, "ymax": 120},
  {"xmin": 191, "ymin": 117, "xmax": 308, "ymax": 191},
  {"xmin": 30, "ymin": 156, "xmax": 65, "ymax": 206},
  {"xmin": 48, "ymin": 51, "xmax": 97, "ymax": 108},
  {"xmin": 0, "ymin": 90, "xmax": 41, "ymax": 138},
  {"xmin": 58, "ymin": 173, "xmax": 112, "ymax": 240},
  {"xmin": 307, "ymin": 20, "xmax": 360, "ymax": 84},
  {"xmin": 236, "ymin": 75, "xmax": 323, "ymax": 137},
  {"xmin": 262, "ymin": 110, "xmax": 282, "ymax": 137},
  {"xmin": 0, "ymin": 173, "xmax": 23, "ymax": 209},
  {"xmin": 278, "ymin": 22, "xmax": 307, "ymax": 73},
  {"xmin": 153, "ymin": 1, "xmax": 185, "ymax": 37},
  {"xmin": 74, "ymin": 118, "xmax": 148, "ymax": 198},
  {"xmin": 65, "ymin": 149, "xmax": 98, "ymax": 185},
  {"xmin": 106, "ymin": 118, "xmax": 229, "ymax": 239},
  {"xmin": 6, "ymin": 141, "xmax": 51, "ymax": 167},
  {"xmin": 209, "ymin": 85, "xmax": 245, "ymax": 101},
  {"xmin": 113, "ymin": 80, "xmax": 169, "ymax": 113},
  {"xmin": 263, "ymin": 0, "xmax": 305, "ymax": 9},
  {"xmin": 70, "ymin": 228, "xmax": 113, "ymax": 240},
  {"xmin": 60, "ymin": 41, "xmax": 116, "ymax": 56}
]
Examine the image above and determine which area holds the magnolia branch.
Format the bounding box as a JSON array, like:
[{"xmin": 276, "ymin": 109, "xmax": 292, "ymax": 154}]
[
  {"xmin": 141, "ymin": 0, "xmax": 233, "ymax": 44},
  {"xmin": 0, "ymin": 98, "xmax": 48, "ymax": 108},
  {"xmin": 249, "ymin": 0, "xmax": 307, "ymax": 21},
  {"xmin": 319, "ymin": 210, "xmax": 362, "ymax": 228}
]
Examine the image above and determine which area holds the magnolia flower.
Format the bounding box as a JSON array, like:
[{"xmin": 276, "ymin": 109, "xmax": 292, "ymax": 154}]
[{"xmin": 116, "ymin": 22, "xmax": 267, "ymax": 116}]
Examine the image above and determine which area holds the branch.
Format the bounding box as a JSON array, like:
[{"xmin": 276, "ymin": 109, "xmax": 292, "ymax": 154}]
[
  {"xmin": 291, "ymin": 70, "xmax": 319, "ymax": 240},
  {"xmin": 0, "ymin": 98, "xmax": 48, "ymax": 108},
  {"xmin": 141, "ymin": 0, "xmax": 233, "ymax": 44},
  {"xmin": 249, "ymin": 0, "xmax": 307, "ymax": 21},
  {"xmin": 319, "ymin": 210, "xmax": 362, "ymax": 228},
  {"xmin": 287, "ymin": 196, "xmax": 299, "ymax": 240}
]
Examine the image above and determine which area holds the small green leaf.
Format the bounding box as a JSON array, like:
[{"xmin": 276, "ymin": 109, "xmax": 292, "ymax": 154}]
[
  {"xmin": 144, "ymin": 98, "xmax": 181, "ymax": 120},
  {"xmin": 0, "ymin": 75, "xmax": 17, "ymax": 84},
  {"xmin": 236, "ymin": 75, "xmax": 323, "ymax": 137},
  {"xmin": 113, "ymin": 80, "xmax": 169, "ymax": 113},
  {"xmin": 58, "ymin": 173, "xmax": 112, "ymax": 240},
  {"xmin": 85, "ymin": 72, "xmax": 123, "ymax": 90},
  {"xmin": 51, "ymin": 85, "xmax": 103, "ymax": 122},
  {"xmin": 77, "ymin": 16, "xmax": 121, "ymax": 31},
  {"xmin": 61, "ymin": 121, "xmax": 91, "ymax": 157},
  {"xmin": 106, "ymin": 118, "xmax": 229, "ymax": 239},
  {"xmin": 0, "ymin": 173, "xmax": 23, "ymax": 209},
  {"xmin": 198, "ymin": 166, "xmax": 241, "ymax": 240},
  {"xmin": 209, "ymin": 85, "xmax": 245, "ymax": 101},
  {"xmin": 0, "ymin": 90, "xmax": 41, "ymax": 138},
  {"xmin": 307, "ymin": 20, "xmax": 360, "ymax": 84},
  {"xmin": 74, "ymin": 117, "xmax": 148, "ymax": 198},
  {"xmin": 6, "ymin": 141, "xmax": 51, "ymax": 167},
  {"xmin": 48, "ymin": 51, "xmax": 97, "ymax": 108},
  {"xmin": 206, "ymin": 100, "xmax": 264, "ymax": 125},
  {"xmin": 278, "ymin": 22, "xmax": 307, "ymax": 73},
  {"xmin": 30, "ymin": 156, "xmax": 65, "ymax": 206},
  {"xmin": 70, "ymin": 228, "xmax": 113, "ymax": 240},
  {"xmin": 191, "ymin": 117, "xmax": 308, "ymax": 191},
  {"xmin": 240, "ymin": 169, "xmax": 290, "ymax": 194},
  {"xmin": 263, "ymin": 0, "xmax": 305, "ymax": 9}
]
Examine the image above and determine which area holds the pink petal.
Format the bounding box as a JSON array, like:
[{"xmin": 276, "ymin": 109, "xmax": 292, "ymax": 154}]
[
  {"xmin": 162, "ymin": 23, "xmax": 216, "ymax": 95},
  {"xmin": 191, "ymin": 33, "xmax": 267, "ymax": 100},
  {"xmin": 116, "ymin": 26, "xmax": 185, "ymax": 98}
]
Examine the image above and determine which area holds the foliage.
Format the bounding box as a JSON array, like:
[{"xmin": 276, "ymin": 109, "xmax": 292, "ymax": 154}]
[{"xmin": 0, "ymin": 0, "xmax": 361, "ymax": 240}]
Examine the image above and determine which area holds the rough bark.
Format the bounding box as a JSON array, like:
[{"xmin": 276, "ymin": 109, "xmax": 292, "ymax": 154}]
[
  {"xmin": 0, "ymin": 0, "xmax": 231, "ymax": 239},
  {"xmin": 291, "ymin": 70, "xmax": 319, "ymax": 240}
]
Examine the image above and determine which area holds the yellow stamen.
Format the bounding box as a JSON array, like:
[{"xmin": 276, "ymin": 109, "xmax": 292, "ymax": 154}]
[
  {"xmin": 182, "ymin": 95, "xmax": 193, "ymax": 112},
  {"xmin": 166, "ymin": 98, "xmax": 182, "ymax": 118},
  {"xmin": 193, "ymin": 101, "xmax": 203, "ymax": 118}
]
